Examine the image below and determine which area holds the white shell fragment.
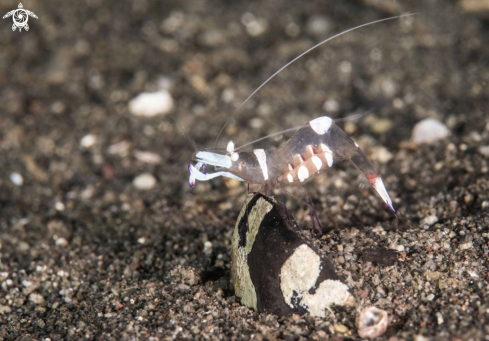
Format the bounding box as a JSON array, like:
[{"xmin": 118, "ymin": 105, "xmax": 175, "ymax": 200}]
[
  {"xmin": 80, "ymin": 134, "xmax": 97, "ymax": 148},
  {"xmin": 133, "ymin": 173, "xmax": 156, "ymax": 190},
  {"xmin": 357, "ymin": 306, "xmax": 389, "ymax": 338},
  {"xmin": 411, "ymin": 119, "xmax": 450, "ymax": 145},
  {"xmin": 133, "ymin": 150, "xmax": 162, "ymax": 164},
  {"xmin": 10, "ymin": 173, "xmax": 23, "ymax": 186},
  {"xmin": 280, "ymin": 244, "xmax": 354, "ymax": 317},
  {"xmin": 129, "ymin": 90, "xmax": 174, "ymax": 117}
]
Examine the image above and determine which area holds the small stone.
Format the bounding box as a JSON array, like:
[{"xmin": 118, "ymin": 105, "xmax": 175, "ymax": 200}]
[
  {"xmin": 80, "ymin": 134, "xmax": 97, "ymax": 148},
  {"xmin": 55, "ymin": 237, "xmax": 69, "ymax": 247},
  {"xmin": 411, "ymin": 119, "xmax": 449, "ymax": 145},
  {"xmin": 436, "ymin": 312, "xmax": 444, "ymax": 325},
  {"xmin": 306, "ymin": 15, "xmax": 331, "ymax": 35},
  {"xmin": 133, "ymin": 173, "xmax": 156, "ymax": 190},
  {"xmin": 482, "ymin": 201, "xmax": 489, "ymax": 209},
  {"xmin": 55, "ymin": 202, "xmax": 65, "ymax": 211},
  {"xmin": 421, "ymin": 215, "xmax": 438, "ymax": 227},
  {"xmin": 0, "ymin": 305, "xmax": 12, "ymax": 314},
  {"xmin": 123, "ymin": 266, "xmax": 133, "ymax": 278},
  {"xmin": 370, "ymin": 118, "xmax": 393, "ymax": 134},
  {"xmin": 459, "ymin": 0, "xmax": 489, "ymax": 12},
  {"xmin": 333, "ymin": 324, "xmax": 349, "ymax": 334},
  {"xmin": 176, "ymin": 284, "xmax": 191, "ymax": 293},
  {"xmin": 478, "ymin": 146, "xmax": 489, "ymax": 157},
  {"xmin": 459, "ymin": 241, "xmax": 473, "ymax": 250},
  {"xmin": 29, "ymin": 293, "xmax": 46, "ymax": 305},
  {"xmin": 203, "ymin": 241, "xmax": 213, "ymax": 256},
  {"xmin": 133, "ymin": 151, "xmax": 162, "ymax": 164},
  {"xmin": 129, "ymin": 90, "xmax": 174, "ymax": 117},
  {"xmin": 10, "ymin": 172, "xmax": 23, "ymax": 186},
  {"xmin": 17, "ymin": 241, "xmax": 30, "ymax": 252}
]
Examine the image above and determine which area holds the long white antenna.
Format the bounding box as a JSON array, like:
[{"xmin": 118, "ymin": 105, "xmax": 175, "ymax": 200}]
[{"xmin": 214, "ymin": 13, "xmax": 418, "ymax": 145}]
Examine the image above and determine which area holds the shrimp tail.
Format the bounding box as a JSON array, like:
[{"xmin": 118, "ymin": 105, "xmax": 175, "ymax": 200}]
[{"xmin": 349, "ymin": 150, "xmax": 396, "ymax": 215}]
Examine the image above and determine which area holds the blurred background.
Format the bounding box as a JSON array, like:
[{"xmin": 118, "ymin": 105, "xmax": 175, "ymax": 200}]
[{"xmin": 1, "ymin": 0, "xmax": 489, "ymax": 339}]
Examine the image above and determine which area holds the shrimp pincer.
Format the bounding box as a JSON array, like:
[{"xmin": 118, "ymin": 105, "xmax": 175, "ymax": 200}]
[{"xmin": 189, "ymin": 116, "xmax": 395, "ymax": 214}]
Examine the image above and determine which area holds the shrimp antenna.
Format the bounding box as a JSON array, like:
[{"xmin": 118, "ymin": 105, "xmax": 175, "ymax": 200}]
[
  {"xmin": 235, "ymin": 109, "xmax": 375, "ymax": 151},
  {"xmin": 333, "ymin": 108, "xmax": 375, "ymax": 122},
  {"xmin": 215, "ymin": 13, "xmax": 418, "ymax": 145},
  {"xmin": 170, "ymin": 115, "xmax": 198, "ymax": 152}
]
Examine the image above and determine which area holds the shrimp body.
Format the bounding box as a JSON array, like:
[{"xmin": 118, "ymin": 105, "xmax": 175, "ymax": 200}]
[{"xmin": 189, "ymin": 116, "xmax": 395, "ymax": 214}]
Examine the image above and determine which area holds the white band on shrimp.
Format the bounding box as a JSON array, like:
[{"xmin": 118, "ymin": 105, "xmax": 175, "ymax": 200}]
[{"xmin": 253, "ymin": 149, "xmax": 269, "ymax": 181}]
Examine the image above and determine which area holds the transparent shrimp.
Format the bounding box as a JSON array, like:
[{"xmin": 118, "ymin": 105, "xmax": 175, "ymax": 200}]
[
  {"xmin": 187, "ymin": 14, "xmax": 418, "ymax": 215},
  {"xmin": 189, "ymin": 116, "xmax": 395, "ymax": 214}
]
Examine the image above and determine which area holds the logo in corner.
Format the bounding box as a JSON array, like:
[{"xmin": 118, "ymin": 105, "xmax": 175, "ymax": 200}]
[{"xmin": 3, "ymin": 3, "xmax": 38, "ymax": 32}]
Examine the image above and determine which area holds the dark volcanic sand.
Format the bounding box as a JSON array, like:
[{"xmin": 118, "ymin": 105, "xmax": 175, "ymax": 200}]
[{"xmin": 1, "ymin": 0, "xmax": 489, "ymax": 340}]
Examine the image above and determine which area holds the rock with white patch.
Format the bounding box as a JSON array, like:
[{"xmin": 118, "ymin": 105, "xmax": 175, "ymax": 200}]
[{"xmin": 231, "ymin": 193, "xmax": 353, "ymax": 316}]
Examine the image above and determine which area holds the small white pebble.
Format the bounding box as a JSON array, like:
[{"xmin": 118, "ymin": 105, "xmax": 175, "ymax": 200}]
[
  {"xmin": 478, "ymin": 146, "xmax": 489, "ymax": 157},
  {"xmin": 421, "ymin": 215, "xmax": 438, "ymax": 227},
  {"xmin": 55, "ymin": 237, "xmax": 69, "ymax": 247},
  {"xmin": 372, "ymin": 225, "xmax": 384, "ymax": 233},
  {"xmin": 482, "ymin": 201, "xmax": 489, "ymax": 209},
  {"xmin": 323, "ymin": 99, "xmax": 339, "ymax": 113},
  {"xmin": 133, "ymin": 173, "xmax": 157, "ymax": 190},
  {"xmin": 426, "ymin": 293, "xmax": 435, "ymax": 301},
  {"xmin": 29, "ymin": 293, "xmax": 46, "ymax": 305},
  {"xmin": 306, "ymin": 15, "xmax": 330, "ymax": 35},
  {"xmin": 129, "ymin": 90, "xmax": 174, "ymax": 117},
  {"xmin": 54, "ymin": 202, "xmax": 65, "ymax": 211},
  {"xmin": 133, "ymin": 150, "xmax": 162, "ymax": 164},
  {"xmin": 436, "ymin": 312, "xmax": 444, "ymax": 325},
  {"xmin": 204, "ymin": 241, "xmax": 213, "ymax": 256},
  {"xmin": 411, "ymin": 119, "xmax": 450, "ymax": 145},
  {"xmin": 10, "ymin": 173, "xmax": 23, "ymax": 186},
  {"xmin": 80, "ymin": 134, "xmax": 97, "ymax": 148},
  {"xmin": 22, "ymin": 280, "xmax": 33, "ymax": 287},
  {"xmin": 459, "ymin": 241, "xmax": 473, "ymax": 250},
  {"xmin": 107, "ymin": 140, "xmax": 131, "ymax": 156}
]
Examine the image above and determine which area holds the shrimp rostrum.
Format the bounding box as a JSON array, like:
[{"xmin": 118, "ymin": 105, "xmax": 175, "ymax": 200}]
[{"xmin": 189, "ymin": 116, "xmax": 395, "ymax": 214}]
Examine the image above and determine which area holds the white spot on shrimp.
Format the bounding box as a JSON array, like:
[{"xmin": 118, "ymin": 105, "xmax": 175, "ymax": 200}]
[
  {"xmin": 354, "ymin": 141, "xmax": 359, "ymax": 148},
  {"xmin": 287, "ymin": 174, "xmax": 294, "ymax": 183},
  {"xmin": 311, "ymin": 155, "xmax": 322, "ymax": 172},
  {"xmin": 253, "ymin": 149, "xmax": 269, "ymax": 181},
  {"xmin": 325, "ymin": 153, "xmax": 333, "ymax": 167},
  {"xmin": 309, "ymin": 116, "xmax": 332, "ymax": 135},
  {"xmin": 226, "ymin": 141, "xmax": 235, "ymax": 154},
  {"xmin": 231, "ymin": 152, "xmax": 239, "ymax": 162},
  {"xmin": 297, "ymin": 166, "xmax": 309, "ymax": 182}
]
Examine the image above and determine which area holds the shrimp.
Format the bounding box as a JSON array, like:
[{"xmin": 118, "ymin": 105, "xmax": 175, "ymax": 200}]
[
  {"xmin": 187, "ymin": 14, "xmax": 418, "ymax": 215},
  {"xmin": 189, "ymin": 116, "xmax": 395, "ymax": 214}
]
